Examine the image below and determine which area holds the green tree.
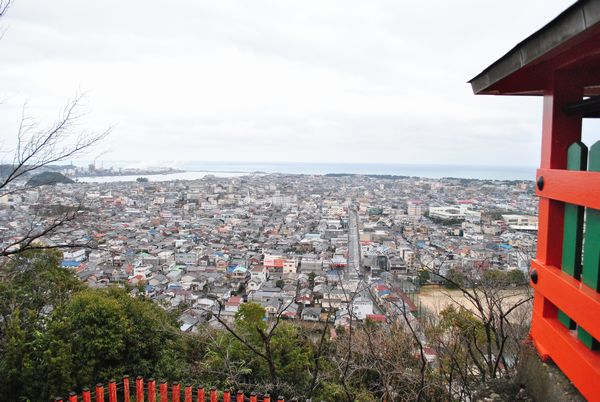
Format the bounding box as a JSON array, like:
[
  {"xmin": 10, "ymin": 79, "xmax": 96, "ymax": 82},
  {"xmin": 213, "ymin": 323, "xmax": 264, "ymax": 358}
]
[
  {"xmin": 0, "ymin": 250, "xmax": 83, "ymax": 327},
  {"xmin": 418, "ymin": 269, "xmax": 430, "ymax": 285},
  {"xmin": 444, "ymin": 268, "xmax": 465, "ymax": 289},
  {"xmin": 507, "ymin": 269, "xmax": 526, "ymax": 285},
  {"xmin": 42, "ymin": 287, "xmax": 183, "ymax": 397},
  {"xmin": 434, "ymin": 305, "xmax": 490, "ymax": 393},
  {"xmin": 206, "ymin": 302, "xmax": 313, "ymax": 396},
  {"xmin": 0, "ymin": 250, "xmax": 83, "ymax": 400},
  {"xmin": 0, "ymin": 254, "xmax": 185, "ymax": 402},
  {"xmin": 308, "ymin": 272, "xmax": 316, "ymax": 289}
]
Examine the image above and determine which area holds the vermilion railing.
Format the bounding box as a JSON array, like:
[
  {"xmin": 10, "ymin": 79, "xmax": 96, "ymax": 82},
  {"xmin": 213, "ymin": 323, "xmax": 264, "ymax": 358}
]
[
  {"xmin": 530, "ymin": 81, "xmax": 600, "ymax": 402},
  {"xmin": 53, "ymin": 376, "xmax": 289, "ymax": 402}
]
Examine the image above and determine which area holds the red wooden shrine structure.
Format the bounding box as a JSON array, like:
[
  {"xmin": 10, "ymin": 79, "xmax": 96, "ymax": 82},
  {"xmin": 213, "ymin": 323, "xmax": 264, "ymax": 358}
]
[{"xmin": 470, "ymin": 1, "xmax": 600, "ymax": 400}]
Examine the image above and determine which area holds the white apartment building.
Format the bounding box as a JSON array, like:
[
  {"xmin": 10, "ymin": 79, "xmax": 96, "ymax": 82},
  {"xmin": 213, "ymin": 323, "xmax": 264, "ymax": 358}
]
[
  {"xmin": 502, "ymin": 214, "xmax": 538, "ymax": 230},
  {"xmin": 407, "ymin": 200, "xmax": 423, "ymax": 217}
]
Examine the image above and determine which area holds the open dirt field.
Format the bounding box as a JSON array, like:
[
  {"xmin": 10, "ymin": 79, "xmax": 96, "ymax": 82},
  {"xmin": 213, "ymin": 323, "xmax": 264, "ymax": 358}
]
[{"xmin": 417, "ymin": 285, "xmax": 532, "ymax": 322}]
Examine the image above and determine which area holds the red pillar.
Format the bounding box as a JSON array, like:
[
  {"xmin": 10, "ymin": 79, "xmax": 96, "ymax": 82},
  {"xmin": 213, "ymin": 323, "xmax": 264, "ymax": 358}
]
[
  {"xmin": 68, "ymin": 392, "xmax": 78, "ymax": 402},
  {"xmin": 123, "ymin": 376, "xmax": 130, "ymax": 402},
  {"xmin": 82, "ymin": 388, "xmax": 91, "ymax": 402},
  {"xmin": 532, "ymin": 72, "xmax": 583, "ymax": 358},
  {"xmin": 250, "ymin": 393, "xmax": 257, "ymax": 402},
  {"xmin": 197, "ymin": 387, "xmax": 205, "ymax": 402},
  {"xmin": 263, "ymin": 395, "xmax": 270, "ymax": 402},
  {"xmin": 236, "ymin": 391, "xmax": 244, "ymax": 402},
  {"xmin": 537, "ymin": 75, "xmax": 582, "ymax": 265},
  {"xmin": 136, "ymin": 377, "xmax": 145, "ymax": 402},
  {"xmin": 108, "ymin": 380, "xmax": 117, "ymax": 402},
  {"xmin": 95, "ymin": 384, "xmax": 105, "ymax": 402},
  {"xmin": 184, "ymin": 385, "xmax": 193, "ymax": 402},
  {"xmin": 148, "ymin": 379, "xmax": 157, "ymax": 402},
  {"xmin": 160, "ymin": 381, "xmax": 168, "ymax": 402},
  {"xmin": 223, "ymin": 390, "xmax": 230, "ymax": 402},
  {"xmin": 172, "ymin": 382, "xmax": 181, "ymax": 402},
  {"xmin": 210, "ymin": 388, "xmax": 217, "ymax": 402}
]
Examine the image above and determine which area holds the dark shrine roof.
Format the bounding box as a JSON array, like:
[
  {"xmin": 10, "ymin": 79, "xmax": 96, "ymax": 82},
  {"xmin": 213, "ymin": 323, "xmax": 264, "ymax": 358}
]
[{"xmin": 470, "ymin": 0, "xmax": 600, "ymax": 96}]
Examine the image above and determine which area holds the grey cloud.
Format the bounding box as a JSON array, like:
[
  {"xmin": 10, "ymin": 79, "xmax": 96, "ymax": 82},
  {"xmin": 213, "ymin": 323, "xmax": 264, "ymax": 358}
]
[{"xmin": 0, "ymin": 0, "xmax": 574, "ymax": 168}]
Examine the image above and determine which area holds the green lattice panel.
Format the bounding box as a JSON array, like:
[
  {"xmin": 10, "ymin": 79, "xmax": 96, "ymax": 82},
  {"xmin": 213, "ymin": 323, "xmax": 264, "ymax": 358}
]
[
  {"xmin": 578, "ymin": 140, "xmax": 600, "ymax": 350},
  {"xmin": 558, "ymin": 142, "xmax": 587, "ymax": 330}
]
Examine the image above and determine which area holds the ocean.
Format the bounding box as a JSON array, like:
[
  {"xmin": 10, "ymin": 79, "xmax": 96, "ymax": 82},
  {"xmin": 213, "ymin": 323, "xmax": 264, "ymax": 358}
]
[
  {"xmin": 179, "ymin": 162, "xmax": 536, "ymax": 180},
  {"xmin": 77, "ymin": 162, "xmax": 536, "ymax": 183}
]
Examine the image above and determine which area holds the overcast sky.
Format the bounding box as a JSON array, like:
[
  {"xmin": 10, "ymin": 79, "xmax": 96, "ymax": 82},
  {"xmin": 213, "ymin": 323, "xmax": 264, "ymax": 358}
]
[{"xmin": 0, "ymin": 0, "xmax": 584, "ymax": 169}]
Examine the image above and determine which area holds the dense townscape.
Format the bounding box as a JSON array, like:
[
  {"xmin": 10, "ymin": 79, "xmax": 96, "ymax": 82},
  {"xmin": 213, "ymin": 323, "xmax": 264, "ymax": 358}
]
[
  {"xmin": 7, "ymin": 0, "xmax": 600, "ymax": 399},
  {"xmin": 0, "ymin": 172, "xmax": 537, "ymax": 332}
]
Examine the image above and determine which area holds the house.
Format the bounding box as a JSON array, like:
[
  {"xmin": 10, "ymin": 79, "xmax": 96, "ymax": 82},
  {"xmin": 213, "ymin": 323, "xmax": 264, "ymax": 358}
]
[
  {"xmin": 300, "ymin": 257, "xmax": 323, "ymax": 273},
  {"xmin": 296, "ymin": 289, "xmax": 314, "ymax": 306},
  {"xmin": 281, "ymin": 302, "xmax": 299, "ymax": 319},
  {"xmin": 263, "ymin": 298, "xmax": 283, "ymax": 315},
  {"xmin": 181, "ymin": 274, "xmax": 203, "ymax": 291},
  {"xmin": 225, "ymin": 296, "xmax": 242, "ymax": 313},
  {"xmin": 301, "ymin": 307, "xmax": 321, "ymax": 322},
  {"xmin": 216, "ymin": 259, "xmax": 228, "ymax": 272},
  {"xmin": 62, "ymin": 260, "xmax": 82, "ymax": 269},
  {"xmin": 282, "ymin": 258, "xmax": 298, "ymax": 274},
  {"xmin": 366, "ymin": 314, "xmax": 386, "ymax": 324},
  {"xmin": 133, "ymin": 265, "xmax": 152, "ymax": 279},
  {"xmin": 175, "ymin": 251, "xmax": 199, "ymax": 265},
  {"xmin": 350, "ymin": 297, "xmax": 374, "ymax": 320},
  {"xmin": 166, "ymin": 268, "xmax": 183, "ymax": 282},
  {"xmin": 334, "ymin": 310, "xmax": 351, "ymax": 327},
  {"xmin": 227, "ymin": 265, "xmax": 248, "ymax": 280},
  {"xmin": 250, "ymin": 264, "xmax": 268, "ymax": 282},
  {"xmin": 247, "ymin": 289, "xmax": 284, "ymax": 303},
  {"xmin": 179, "ymin": 313, "xmax": 200, "ymax": 332},
  {"xmin": 264, "ymin": 254, "xmax": 284, "ymax": 275},
  {"xmin": 247, "ymin": 279, "xmax": 262, "ymax": 292},
  {"xmin": 423, "ymin": 346, "xmax": 437, "ymax": 364},
  {"xmin": 63, "ymin": 249, "xmax": 86, "ymax": 262}
]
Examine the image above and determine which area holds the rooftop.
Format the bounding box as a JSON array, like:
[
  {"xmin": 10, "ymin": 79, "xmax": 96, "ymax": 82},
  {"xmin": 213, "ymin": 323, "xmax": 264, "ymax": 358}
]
[{"xmin": 470, "ymin": 0, "xmax": 600, "ymax": 96}]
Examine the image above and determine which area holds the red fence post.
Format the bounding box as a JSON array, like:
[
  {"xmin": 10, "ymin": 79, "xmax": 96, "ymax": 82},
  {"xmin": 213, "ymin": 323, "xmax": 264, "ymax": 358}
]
[
  {"xmin": 223, "ymin": 390, "xmax": 230, "ymax": 402},
  {"xmin": 123, "ymin": 376, "xmax": 130, "ymax": 402},
  {"xmin": 96, "ymin": 384, "xmax": 105, "ymax": 402},
  {"xmin": 250, "ymin": 393, "xmax": 257, "ymax": 402},
  {"xmin": 277, "ymin": 396, "xmax": 284, "ymax": 402},
  {"xmin": 236, "ymin": 391, "xmax": 244, "ymax": 402},
  {"xmin": 197, "ymin": 387, "xmax": 205, "ymax": 402},
  {"xmin": 82, "ymin": 388, "xmax": 91, "ymax": 402},
  {"xmin": 108, "ymin": 380, "xmax": 117, "ymax": 402},
  {"xmin": 160, "ymin": 380, "xmax": 168, "ymax": 402},
  {"xmin": 210, "ymin": 388, "xmax": 217, "ymax": 402},
  {"xmin": 172, "ymin": 382, "xmax": 181, "ymax": 402},
  {"xmin": 148, "ymin": 379, "xmax": 157, "ymax": 402},
  {"xmin": 263, "ymin": 395, "xmax": 270, "ymax": 402},
  {"xmin": 136, "ymin": 377, "xmax": 145, "ymax": 402},
  {"xmin": 184, "ymin": 385, "xmax": 192, "ymax": 402},
  {"xmin": 69, "ymin": 391, "xmax": 78, "ymax": 402}
]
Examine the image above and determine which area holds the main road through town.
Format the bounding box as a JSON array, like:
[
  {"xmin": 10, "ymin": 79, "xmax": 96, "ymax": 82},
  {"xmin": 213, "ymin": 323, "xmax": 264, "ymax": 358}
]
[{"xmin": 347, "ymin": 208, "xmax": 362, "ymax": 279}]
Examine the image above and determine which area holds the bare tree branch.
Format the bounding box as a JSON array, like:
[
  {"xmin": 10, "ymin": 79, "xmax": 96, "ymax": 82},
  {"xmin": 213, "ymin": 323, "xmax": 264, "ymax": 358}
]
[{"xmin": 0, "ymin": 94, "xmax": 109, "ymax": 258}]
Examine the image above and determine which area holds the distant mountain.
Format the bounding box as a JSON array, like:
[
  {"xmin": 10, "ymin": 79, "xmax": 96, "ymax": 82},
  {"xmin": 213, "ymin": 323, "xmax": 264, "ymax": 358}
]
[{"xmin": 26, "ymin": 172, "xmax": 75, "ymax": 187}]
